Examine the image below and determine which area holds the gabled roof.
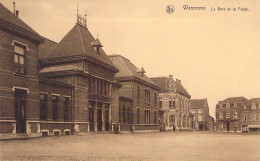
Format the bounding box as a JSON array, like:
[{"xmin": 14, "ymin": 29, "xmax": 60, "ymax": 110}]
[
  {"xmin": 108, "ymin": 55, "xmax": 159, "ymax": 89},
  {"xmin": 190, "ymin": 99, "xmax": 207, "ymax": 109},
  {"xmin": 150, "ymin": 77, "xmax": 191, "ymax": 98},
  {"xmin": 220, "ymin": 97, "xmax": 248, "ymax": 103},
  {"xmin": 0, "ymin": 3, "xmax": 37, "ymax": 34},
  {"xmin": 38, "ymin": 38, "xmax": 57, "ymax": 59},
  {"xmin": 244, "ymin": 98, "xmax": 260, "ymax": 105},
  {"xmin": 44, "ymin": 23, "xmax": 115, "ymax": 69}
]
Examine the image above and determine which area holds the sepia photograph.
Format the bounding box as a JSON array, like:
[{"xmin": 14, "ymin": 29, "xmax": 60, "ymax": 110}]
[{"xmin": 0, "ymin": 0, "xmax": 259, "ymax": 160}]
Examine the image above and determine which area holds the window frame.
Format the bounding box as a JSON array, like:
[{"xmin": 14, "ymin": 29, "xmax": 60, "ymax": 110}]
[{"xmin": 13, "ymin": 43, "xmax": 26, "ymax": 75}]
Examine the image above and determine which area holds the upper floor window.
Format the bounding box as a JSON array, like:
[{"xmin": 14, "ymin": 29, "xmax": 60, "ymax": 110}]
[
  {"xmin": 159, "ymin": 100, "xmax": 162, "ymax": 108},
  {"xmin": 198, "ymin": 115, "xmax": 202, "ymax": 121},
  {"xmin": 198, "ymin": 109, "xmax": 202, "ymax": 114},
  {"xmin": 226, "ymin": 111, "xmax": 230, "ymax": 119},
  {"xmin": 172, "ymin": 99, "xmax": 175, "ymax": 108},
  {"xmin": 252, "ymin": 113, "xmax": 256, "ymax": 121},
  {"xmin": 230, "ymin": 103, "xmax": 234, "ymax": 108},
  {"xmin": 14, "ymin": 44, "xmax": 26, "ymax": 74},
  {"xmin": 237, "ymin": 103, "xmax": 241, "ymax": 108},
  {"xmin": 145, "ymin": 89, "xmax": 151, "ymax": 104},
  {"xmin": 219, "ymin": 112, "xmax": 223, "ymax": 119},
  {"xmin": 154, "ymin": 92, "xmax": 157, "ymax": 106},
  {"xmin": 190, "ymin": 109, "xmax": 195, "ymax": 114},
  {"xmin": 169, "ymin": 100, "xmax": 172, "ymax": 108},
  {"xmin": 233, "ymin": 112, "xmax": 238, "ymax": 119},
  {"xmin": 242, "ymin": 114, "xmax": 247, "ymax": 121},
  {"xmin": 137, "ymin": 86, "xmax": 140, "ymax": 102},
  {"xmin": 227, "ymin": 103, "xmax": 230, "ymax": 108},
  {"xmin": 252, "ymin": 103, "xmax": 256, "ymax": 109},
  {"xmin": 222, "ymin": 104, "xmax": 226, "ymax": 108}
]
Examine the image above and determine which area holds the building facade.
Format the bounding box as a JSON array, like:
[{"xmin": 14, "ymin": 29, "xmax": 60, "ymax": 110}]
[
  {"xmin": 151, "ymin": 75, "xmax": 192, "ymax": 131},
  {"xmin": 215, "ymin": 97, "xmax": 260, "ymax": 132},
  {"xmin": 109, "ymin": 55, "xmax": 160, "ymax": 132},
  {"xmin": 0, "ymin": 3, "xmax": 121, "ymax": 135},
  {"xmin": 190, "ymin": 98, "xmax": 210, "ymax": 130}
]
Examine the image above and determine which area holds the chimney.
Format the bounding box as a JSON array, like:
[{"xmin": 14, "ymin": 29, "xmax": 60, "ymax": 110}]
[
  {"xmin": 13, "ymin": 2, "xmax": 15, "ymax": 14},
  {"xmin": 16, "ymin": 10, "xmax": 19, "ymax": 17},
  {"xmin": 169, "ymin": 75, "xmax": 173, "ymax": 79},
  {"xmin": 176, "ymin": 79, "xmax": 181, "ymax": 84}
]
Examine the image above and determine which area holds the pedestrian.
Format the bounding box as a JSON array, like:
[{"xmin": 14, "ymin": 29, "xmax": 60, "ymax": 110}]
[{"xmin": 173, "ymin": 124, "xmax": 176, "ymax": 132}]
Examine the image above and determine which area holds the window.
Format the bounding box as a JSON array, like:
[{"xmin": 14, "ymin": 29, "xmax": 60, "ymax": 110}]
[
  {"xmin": 63, "ymin": 97, "xmax": 70, "ymax": 121},
  {"xmin": 226, "ymin": 111, "xmax": 230, "ymax": 119},
  {"xmin": 137, "ymin": 86, "xmax": 140, "ymax": 102},
  {"xmin": 170, "ymin": 115, "xmax": 175, "ymax": 123},
  {"xmin": 219, "ymin": 122, "xmax": 223, "ymax": 130},
  {"xmin": 145, "ymin": 89, "xmax": 151, "ymax": 104},
  {"xmin": 222, "ymin": 104, "xmax": 226, "ymax": 108},
  {"xmin": 252, "ymin": 113, "xmax": 256, "ymax": 121},
  {"xmin": 243, "ymin": 105, "xmax": 247, "ymax": 109},
  {"xmin": 172, "ymin": 99, "xmax": 175, "ymax": 108},
  {"xmin": 154, "ymin": 111, "xmax": 157, "ymax": 124},
  {"xmin": 52, "ymin": 96, "xmax": 59, "ymax": 121},
  {"xmin": 145, "ymin": 109, "xmax": 150, "ymax": 124},
  {"xmin": 127, "ymin": 107, "xmax": 131, "ymax": 124},
  {"xmin": 227, "ymin": 103, "xmax": 230, "ymax": 108},
  {"xmin": 234, "ymin": 112, "xmax": 238, "ymax": 119},
  {"xmin": 230, "ymin": 103, "xmax": 234, "ymax": 108},
  {"xmin": 242, "ymin": 114, "xmax": 247, "ymax": 121},
  {"xmin": 137, "ymin": 108, "xmax": 140, "ymax": 124},
  {"xmin": 14, "ymin": 44, "xmax": 26, "ymax": 74},
  {"xmin": 237, "ymin": 103, "xmax": 241, "ymax": 108},
  {"xmin": 159, "ymin": 100, "xmax": 162, "ymax": 108},
  {"xmin": 122, "ymin": 106, "xmax": 126, "ymax": 124},
  {"xmin": 40, "ymin": 94, "xmax": 47, "ymax": 120},
  {"xmin": 198, "ymin": 115, "xmax": 202, "ymax": 121},
  {"xmin": 219, "ymin": 112, "xmax": 223, "ymax": 119},
  {"xmin": 154, "ymin": 92, "xmax": 157, "ymax": 106},
  {"xmin": 198, "ymin": 109, "xmax": 202, "ymax": 114},
  {"xmin": 89, "ymin": 78, "xmax": 93, "ymax": 94},
  {"xmin": 252, "ymin": 103, "xmax": 256, "ymax": 110},
  {"xmin": 119, "ymin": 106, "xmax": 122, "ymax": 123},
  {"xmin": 190, "ymin": 109, "xmax": 195, "ymax": 114},
  {"xmin": 169, "ymin": 100, "xmax": 172, "ymax": 108}
]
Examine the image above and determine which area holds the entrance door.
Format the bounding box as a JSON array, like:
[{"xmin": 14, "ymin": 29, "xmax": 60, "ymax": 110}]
[
  {"xmin": 227, "ymin": 123, "xmax": 230, "ymax": 132},
  {"xmin": 15, "ymin": 89, "xmax": 27, "ymax": 133},
  {"xmin": 97, "ymin": 109, "xmax": 102, "ymax": 131},
  {"xmin": 89, "ymin": 108, "xmax": 94, "ymax": 132},
  {"xmin": 105, "ymin": 107, "xmax": 109, "ymax": 131}
]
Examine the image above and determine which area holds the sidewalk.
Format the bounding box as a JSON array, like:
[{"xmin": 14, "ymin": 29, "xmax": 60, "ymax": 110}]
[{"xmin": 0, "ymin": 133, "xmax": 42, "ymax": 141}]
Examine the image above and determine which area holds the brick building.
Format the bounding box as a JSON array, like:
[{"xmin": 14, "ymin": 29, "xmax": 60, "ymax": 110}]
[
  {"xmin": 151, "ymin": 75, "xmax": 192, "ymax": 131},
  {"xmin": 190, "ymin": 98, "xmax": 210, "ymax": 130},
  {"xmin": 215, "ymin": 97, "xmax": 260, "ymax": 132},
  {"xmin": 0, "ymin": 3, "xmax": 120, "ymax": 135},
  {"xmin": 109, "ymin": 55, "xmax": 160, "ymax": 132}
]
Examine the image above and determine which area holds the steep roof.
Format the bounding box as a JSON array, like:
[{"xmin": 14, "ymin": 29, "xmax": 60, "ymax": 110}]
[
  {"xmin": 109, "ymin": 55, "xmax": 159, "ymax": 88},
  {"xmin": 221, "ymin": 97, "xmax": 248, "ymax": 103},
  {"xmin": 38, "ymin": 38, "xmax": 57, "ymax": 59},
  {"xmin": 190, "ymin": 99, "xmax": 207, "ymax": 109},
  {"xmin": 44, "ymin": 23, "xmax": 115, "ymax": 69},
  {"xmin": 244, "ymin": 98, "xmax": 260, "ymax": 105},
  {"xmin": 150, "ymin": 77, "xmax": 191, "ymax": 98},
  {"xmin": 0, "ymin": 3, "xmax": 38, "ymax": 34}
]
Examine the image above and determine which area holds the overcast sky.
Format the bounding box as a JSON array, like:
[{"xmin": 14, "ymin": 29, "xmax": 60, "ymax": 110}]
[{"xmin": 2, "ymin": 0, "xmax": 259, "ymax": 118}]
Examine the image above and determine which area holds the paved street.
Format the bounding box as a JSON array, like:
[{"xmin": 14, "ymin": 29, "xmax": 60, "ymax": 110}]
[{"xmin": 1, "ymin": 131, "xmax": 260, "ymax": 161}]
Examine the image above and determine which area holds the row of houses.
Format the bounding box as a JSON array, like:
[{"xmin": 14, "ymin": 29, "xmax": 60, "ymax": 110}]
[
  {"xmin": 0, "ymin": 3, "xmax": 213, "ymax": 136},
  {"xmin": 215, "ymin": 97, "xmax": 260, "ymax": 132}
]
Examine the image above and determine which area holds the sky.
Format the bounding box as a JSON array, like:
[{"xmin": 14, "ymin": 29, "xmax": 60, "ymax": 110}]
[{"xmin": 1, "ymin": 0, "xmax": 259, "ymax": 118}]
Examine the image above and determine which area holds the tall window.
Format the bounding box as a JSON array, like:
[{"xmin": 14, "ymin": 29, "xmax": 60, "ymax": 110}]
[
  {"xmin": 172, "ymin": 99, "xmax": 175, "ymax": 108},
  {"xmin": 169, "ymin": 100, "xmax": 172, "ymax": 108},
  {"xmin": 154, "ymin": 92, "xmax": 157, "ymax": 106},
  {"xmin": 122, "ymin": 106, "xmax": 126, "ymax": 124},
  {"xmin": 154, "ymin": 111, "xmax": 157, "ymax": 124},
  {"xmin": 252, "ymin": 103, "xmax": 256, "ymax": 109},
  {"xmin": 40, "ymin": 94, "xmax": 47, "ymax": 120},
  {"xmin": 137, "ymin": 86, "xmax": 140, "ymax": 102},
  {"xmin": 198, "ymin": 109, "xmax": 202, "ymax": 114},
  {"xmin": 170, "ymin": 115, "xmax": 175, "ymax": 123},
  {"xmin": 145, "ymin": 89, "xmax": 151, "ymax": 104},
  {"xmin": 234, "ymin": 112, "xmax": 238, "ymax": 119},
  {"xmin": 252, "ymin": 113, "xmax": 256, "ymax": 121},
  {"xmin": 243, "ymin": 114, "xmax": 247, "ymax": 121},
  {"xmin": 226, "ymin": 111, "xmax": 230, "ymax": 119},
  {"xmin": 219, "ymin": 112, "xmax": 223, "ymax": 119},
  {"xmin": 14, "ymin": 44, "xmax": 25, "ymax": 74},
  {"xmin": 52, "ymin": 96, "xmax": 59, "ymax": 121},
  {"xmin": 198, "ymin": 115, "xmax": 202, "ymax": 121},
  {"xmin": 145, "ymin": 109, "xmax": 150, "ymax": 125},
  {"xmin": 137, "ymin": 108, "xmax": 140, "ymax": 124},
  {"xmin": 237, "ymin": 103, "xmax": 241, "ymax": 108},
  {"xmin": 127, "ymin": 107, "xmax": 131, "ymax": 124},
  {"xmin": 159, "ymin": 100, "xmax": 162, "ymax": 108},
  {"xmin": 222, "ymin": 104, "xmax": 226, "ymax": 108},
  {"xmin": 119, "ymin": 106, "xmax": 122, "ymax": 123},
  {"xmin": 219, "ymin": 122, "xmax": 223, "ymax": 130},
  {"xmin": 63, "ymin": 97, "xmax": 70, "ymax": 121},
  {"xmin": 230, "ymin": 103, "xmax": 234, "ymax": 108}
]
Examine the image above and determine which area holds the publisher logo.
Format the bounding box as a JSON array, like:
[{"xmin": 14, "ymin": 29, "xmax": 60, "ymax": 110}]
[{"xmin": 166, "ymin": 5, "xmax": 174, "ymax": 14}]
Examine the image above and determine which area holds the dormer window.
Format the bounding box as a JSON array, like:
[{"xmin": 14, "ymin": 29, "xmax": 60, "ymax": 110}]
[
  {"xmin": 137, "ymin": 67, "xmax": 146, "ymax": 77},
  {"xmin": 91, "ymin": 38, "xmax": 103, "ymax": 54}
]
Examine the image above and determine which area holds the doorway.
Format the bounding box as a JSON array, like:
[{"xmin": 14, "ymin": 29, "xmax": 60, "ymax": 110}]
[
  {"xmin": 97, "ymin": 109, "xmax": 102, "ymax": 131},
  {"xmin": 227, "ymin": 122, "xmax": 230, "ymax": 132},
  {"xmin": 89, "ymin": 108, "xmax": 94, "ymax": 132},
  {"xmin": 15, "ymin": 89, "xmax": 27, "ymax": 134},
  {"xmin": 105, "ymin": 105, "xmax": 109, "ymax": 131}
]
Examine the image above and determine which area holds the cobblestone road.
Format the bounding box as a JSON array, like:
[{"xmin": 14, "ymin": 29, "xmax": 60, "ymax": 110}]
[{"xmin": 1, "ymin": 132, "xmax": 260, "ymax": 161}]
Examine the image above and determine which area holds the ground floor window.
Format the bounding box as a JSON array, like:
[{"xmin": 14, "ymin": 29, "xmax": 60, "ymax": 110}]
[
  {"xmin": 40, "ymin": 94, "xmax": 47, "ymax": 120},
  {"xmin": 137, "ymin": 108, "xmax": 140, "ymax": 124},
  {"xmin": 63, "ymin": 97, "xmax": 70, "ymax": 121},
  {"xmin": 169, "ymin": 115, "xmax": 175, "ymax": 124},
  {"xmin": 145, "ymin": 109, "xmax": 150, "ymax": 125},
  {"xmin": 52, "ymin": 96, "xmax": 59, "ymax": 121},
  {"xmin": 154, "ymin": 111, "xmax": 157, "ymax": 124},
  {"xmin": 219, "ymin": 122, "xmax": 224, "ymax": 130}
]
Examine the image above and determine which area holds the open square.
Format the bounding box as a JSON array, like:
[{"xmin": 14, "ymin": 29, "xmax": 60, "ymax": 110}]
[{"xmin": 1, "ymin": 132, "xmax": 260, "ymax": 161}]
